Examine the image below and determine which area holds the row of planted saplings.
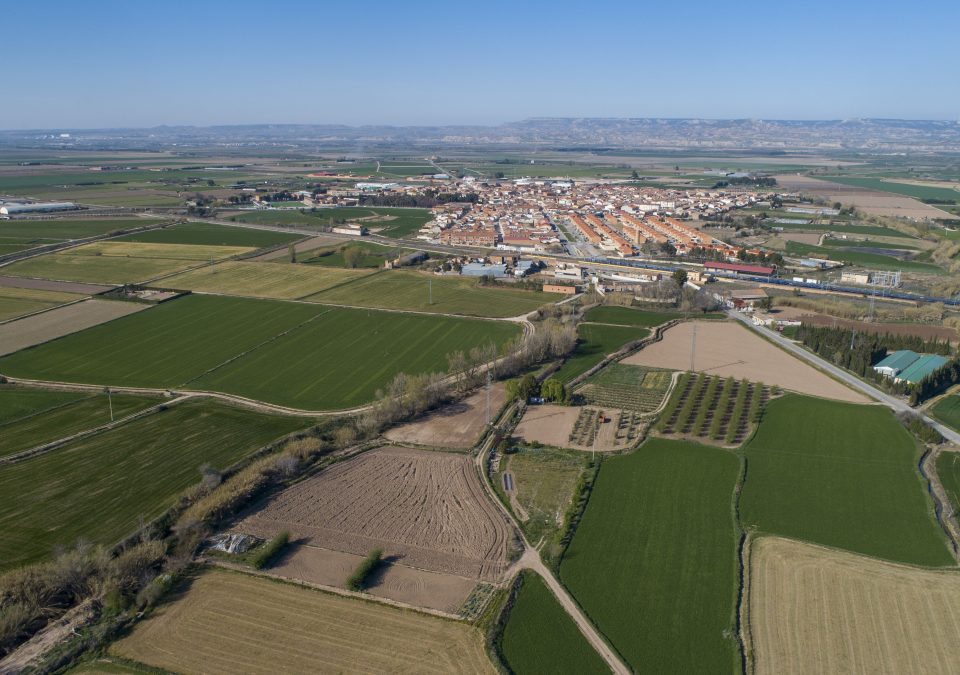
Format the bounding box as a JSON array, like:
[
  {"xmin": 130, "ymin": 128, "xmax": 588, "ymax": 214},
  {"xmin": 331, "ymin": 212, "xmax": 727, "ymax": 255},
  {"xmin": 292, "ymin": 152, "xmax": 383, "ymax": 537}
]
[
  {"xmin": 658, "ymin": 372, "xmax": 766, "ymax": 444},
  {"xmin": 569, "ymin": 408, "xmax": 600, "ymax": 445}
]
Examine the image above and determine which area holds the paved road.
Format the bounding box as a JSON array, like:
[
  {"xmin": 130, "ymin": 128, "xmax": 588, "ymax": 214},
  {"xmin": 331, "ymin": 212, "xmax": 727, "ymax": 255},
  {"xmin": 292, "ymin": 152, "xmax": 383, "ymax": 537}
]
[{"xmin": 728, "ymin": 310, "xmax": 960, "ymax": 446}]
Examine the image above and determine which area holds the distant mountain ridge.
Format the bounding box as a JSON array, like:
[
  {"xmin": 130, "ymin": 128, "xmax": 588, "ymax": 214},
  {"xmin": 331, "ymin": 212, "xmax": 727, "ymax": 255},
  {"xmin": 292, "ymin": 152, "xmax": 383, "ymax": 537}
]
[{"xmin": 3, "ymin": 118, "xmax": 959, "ymax": 152}]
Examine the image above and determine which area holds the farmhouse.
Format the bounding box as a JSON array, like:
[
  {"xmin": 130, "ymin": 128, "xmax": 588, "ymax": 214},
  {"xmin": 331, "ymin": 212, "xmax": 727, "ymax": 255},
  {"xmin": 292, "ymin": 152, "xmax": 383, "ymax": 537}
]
[
  {"xmin": 543, "ymin": 283, "xmax": 579, "ymax": 295},
  {"xmin": 873, "ymin": 350, "xmax": 948, "ymax": 384},
  {"xmin": 332, "ymin": 224, "xmax": 367, "ymax": 236}
]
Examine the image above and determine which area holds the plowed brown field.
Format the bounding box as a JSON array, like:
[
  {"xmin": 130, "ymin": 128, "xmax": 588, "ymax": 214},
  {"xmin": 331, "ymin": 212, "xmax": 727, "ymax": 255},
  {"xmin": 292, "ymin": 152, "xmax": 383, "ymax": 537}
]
[
  {"xmin": 111, "ymin": 569, "xmax": 492, "ymax": 675},
  {"xmin": 749, "ymin": 536, "xmax": 960, "ymax": 675},
  {"xmin": 236, "ymin": 446, "xmax": 515, "ymax": 581}
]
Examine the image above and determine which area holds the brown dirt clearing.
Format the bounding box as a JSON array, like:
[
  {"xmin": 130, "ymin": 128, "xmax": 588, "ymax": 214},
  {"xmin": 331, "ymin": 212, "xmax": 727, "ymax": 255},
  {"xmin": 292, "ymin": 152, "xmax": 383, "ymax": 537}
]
[
  {"xmin": 749, "ymin": 536, "xmax": 960, "ymax": 675},
  {"xmin": 514, "ymin": 404, "xmax": 633, "ymax": 451},
  {"xmin": 386, "ymin": 384, "xmax": 506, "ymax": 448},
  {"xmin": 623, "ymin": 320, "xmax": 866, "ymax": 402}
]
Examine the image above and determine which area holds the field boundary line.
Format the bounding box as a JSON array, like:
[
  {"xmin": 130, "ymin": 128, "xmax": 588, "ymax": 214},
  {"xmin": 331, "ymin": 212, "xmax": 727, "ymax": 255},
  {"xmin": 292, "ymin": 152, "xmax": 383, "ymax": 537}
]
[
  {"xmin": 0, "ymin": 295, "xmax": 94, "ymax": 327},
  {"xmin": 739, "ymin": 531, "xmax": 757, "ymax": 675},
  {"xmin": 920, "ymin": 447, "xmax": 960, "ymax": 562},
  {"xmin": 0, "ymin": 395, "xmax": 192, "ymax": 465},
  {"xmin": 0, "ymin": 389, "xmax": 97, "ymax": 430}
]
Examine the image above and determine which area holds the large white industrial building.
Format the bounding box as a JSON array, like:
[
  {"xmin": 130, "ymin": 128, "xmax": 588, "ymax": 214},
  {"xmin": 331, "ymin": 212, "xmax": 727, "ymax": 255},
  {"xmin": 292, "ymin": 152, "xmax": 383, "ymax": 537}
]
[{"xmin": 0, "ymin": 202, "xmax": 78, "ymax": 216}]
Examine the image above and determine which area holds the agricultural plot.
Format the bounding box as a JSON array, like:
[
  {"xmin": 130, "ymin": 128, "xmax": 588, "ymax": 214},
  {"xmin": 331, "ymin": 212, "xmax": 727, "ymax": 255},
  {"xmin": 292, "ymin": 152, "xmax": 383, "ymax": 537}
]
[
  {"xmin": 161, "ymin": 260, "xmax": 373, "ymax": 299},
  {"xmin": 785, "ymin": 240, "xmax": 944, "ymax": 274},
  {"xmin": 0, "ymin": 294, "xmax": 518, "ymax": 409},
  {"xmin": 63, "ymin": 240, "xmax": 255, "ymax": 261},
  {"xmin": 560, "ymin": 439, "xmax": 741, "ymax": 673},
  {"xmin": 385, "ymin": 382, "xmax": 506, "ymax": 448},
  {"xmin": 936, "ymin": 451, "xmax": 960, "ymax": 515},
  {"xmin": 657, "ymin": 372, "xmax": 768, "ymax": 445},
  {"xmin": 0, "ymin": 298, "xmax": 147, "ymax": 357},
  {"xmin": 577, "ymin": 363, "xmax": 672, "ymax": 413},
  {"xmin": 231, "ymin": 206, "xmax": 432, "ymax": 238},
  {"xmin": 740, "ymin": 395, "xmax": 953, "ymax": 567},
  {"xmin": 0, "ymin": 218, "xmax": 165, "ymax": 252},
  {"xmin": 581, "ymin": 305, "xmax": 677, "ymax": 327},
  {"xmin": 116, "ymin": 221, "xmax": 302, "ymax": 248},
  {"xmin": 305, "ymin": 270, "xmax": 556, "ymax": 318},
  {"xmin": 111, "ymin": 570, "xmax": 492, "ymax": 675},
  {"xmin": 234, "ymin": 446, "xmax": 515, "ymax": 581},
  {"xmin": 2, "ymin": 250, "xmax": 201, "ymax": 284},
  {"xmin": 823, "ymin": 175, "xmax": 960, "ymax": 203},
  {"xmin": 497, "ymin": 445, "xmax": 592, "ymax": 545},
  {"xmin": 552, "ymin": 323, "xmax": 650, "ymax": 383},
  {"xmin": 749, "ymin": 536, "xmax": 960, "ymax": 675},
  {"xmin": 0, "ymin": 399, "xmax": 306, "ymax": 570},
  {"xmin": 501, "ymin": 571, "xmax": 607, "ymax": 675},
  {"xmin": 301, "ymin": 240, "xmax": 398, "ymax": 268},
  {"xmin": 624, "ymin": 320, "xmax": 867, "ymax": 403},
  {"xmin": 932, "ymin": 394, "xmax": 960, "ymax": 433},
  {"xmin": 0, "ymin": 387, "xmax": 87, "ymax": 424},
  {"xmin": 0, "ymin": 393, "xmax": 157, "ymax": 458},
  {"xmin": 0, "ymin": 285, "xmax": 83, "ymax": 321},
  {"xmin": 513, "ymin": 404, "xmax": 637, "ymax": 452}
]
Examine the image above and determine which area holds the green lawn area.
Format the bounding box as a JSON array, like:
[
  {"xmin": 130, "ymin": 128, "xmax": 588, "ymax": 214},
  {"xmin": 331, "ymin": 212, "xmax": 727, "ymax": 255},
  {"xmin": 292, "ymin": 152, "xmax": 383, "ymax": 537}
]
[
  {"xmin": 0, "ymin": 393, "xmax": 158, "ymax": 458},
  {"xmin": 740, "ymin": 395, "xmax": 952, "ymax": 566},
  {"xmin": 581, "ymin": 305, "xmax": 677, "ymax": 327},
  {"xmin": 932, "ymin": 394, "xmax": 960, "ymax": 433},
  {"xmin": 231, "ymin": 206, "xmax": 432, "ymax": 238},
  {"xmin": 552, "ymin": 323, "xmax": 649, "ymax": 383},
  {"xmin": 0, "ymin": 387, "xmax": 88, "ymax": 424},
  {"xmin": 560, "ymin": 439, "xmax": 741, "ymax": 672},
  {"xmin": 824, "ymin": 176, "xmax": 960, "ymax": 203},
  {"xmin": 935, "ymin": 452, "xmax": 960, "ymax": 516},
  {"xmin": 305, "ymin": 270, "xmax": 557, "ymax": 318},
  {"xmin": 117, "ymin": 222, "xmax": 303, "ymax": 248},
  {"xmin": 0, "ymin": 399, "xmax": 307, "ymax": 570},
  {"xmin": 501, "ymin": 571, "xmax": 607, "ymax": 675},
  {"xmin": 785, "ymin": 241, "xmax": 944, "ymax": 274},
  {"xmin": 0, "ymin": 294, "xmax": 520, "ymax": 410}
]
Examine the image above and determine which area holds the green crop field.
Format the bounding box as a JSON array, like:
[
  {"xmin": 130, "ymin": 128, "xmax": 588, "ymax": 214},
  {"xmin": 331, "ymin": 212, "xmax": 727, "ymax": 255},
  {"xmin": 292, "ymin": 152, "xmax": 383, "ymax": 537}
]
[
  {"xmin": 0, "ymin": 387, "xmax": 88, "ymax": 424},
  {"xmin": 766, "ymin": 218, "xmax": 914, "ymax": 238},
  {"xmin": 0, "ymin": 285, "xmax": 84, "ymax": 321},
  {"xmin": 577, "ymin": 363, "xmax": 672, "ymax": 413},
  {"xmin": 301, "ymin": 240, "xmax": 399, "ymax": 268},
  {"xmin": 2, "ymin": 250, "xmax": 201, "ymax": 284},
  {"xmin": 0, "ymin": 294, "xmax": 520, "ymax": 410},
  {"xmin": 305, "ymin": 270, "xmax": 556, "ymax": 318},
  {"xmin": 784, "ymin": 241, "xmax": 944, "ymax": 274},
  {"xmin": 161, "ymin": 260, "xmax": 373, "ymax": 299},
  {"xmin": 824, "ymin": 176, "xmax": 960, "ymax": 203},
  {"xmin": 501, "ymin": 571, "xmax": 607, "ymax": 675},
  {"xmin": 820, "ymin": 238, "xmax": 919, "ymax": 251},
  {"xmin": 117, "ymin": 222, "xmax": 303, "ymax": 248},
  {"xmin": 932, "ymin": 395, "xmax": 960, "ymax": 433},
  {"xmin": 231, "ymin": 206, "xmax": 432, "ymax": 238},
  {"xmin": 0, "ymin": 218, "xmax": 164, "ymax": 252},
  {"xmin": 740, "ymin": 395, "xmax": 952, "ymax": 566},
  {"xmin": 0, "ymin": 393, "xmax": 157, "ymax": 458},
  {"xmin": 0, "ymin": 399, "xmax": 306, "ymax": 570},
  {"xmin": 552, "ymin": 323, "xmax": 649, "ymax": 383},
  {"xmin": 935, "ymin": 452, "xmax": 960, "ymax": 516},
  {"xmin": 581, "ymin": 305, "xmax": 677, "ymax": 327},
  {"xmin": 560, "ymin": 439, "xmax": 740, "ymax": 672}
]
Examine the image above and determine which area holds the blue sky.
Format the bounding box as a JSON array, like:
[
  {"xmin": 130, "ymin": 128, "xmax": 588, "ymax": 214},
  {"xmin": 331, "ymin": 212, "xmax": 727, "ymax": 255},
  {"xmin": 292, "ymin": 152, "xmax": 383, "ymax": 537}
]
[{"xmin": 2, "ymin": 0, "xmax": 958, "ymax": 129}]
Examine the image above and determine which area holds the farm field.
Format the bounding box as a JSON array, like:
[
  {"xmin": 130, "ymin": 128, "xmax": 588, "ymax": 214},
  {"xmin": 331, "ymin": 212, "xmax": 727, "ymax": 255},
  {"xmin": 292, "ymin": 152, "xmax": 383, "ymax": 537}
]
[
  {"xmin": 0, "ymin": 275, "xmax": 113, "ymax": 295},
  {"xmin": 266, "ymin": 545, "xmax": 477, "ymax": 614},
  {"xmin": 0, "ymin": 393, "xmax": 157, "ymax": 458},
  {"xmin": 501, "ymin": 571, "xmax": 607, "ymax": 675},
  {"xmin": 0, "ymin": 387, "xmax": 87, "ymax": 424},
  {"xmin": 766, "ymin": 219, "xmax": 914, "ymax": 238},
  {"xmin": 230, "ymin": 206, "xmax": 432, "ymax": 238},
  {"xmin": 785, "ymin": 240, "xmax": 944, "ymax": 274},
  {"xmin": 247, "ymin": 234, "xmax": 343, "ymax": 261},
  {"xmin": 824, "ymin": 175, "xmax": 960, "ymax": 202},
  {"xmin": 0, "ymin": 218, "xmax": 165, "ymax": 251},
  {"xmin": 63, "ymin": 240, "xmax": 255, "ymax": 261},
  {"xmin": 497, "ymin": 445, "xmax": 592, "ymax": 545},
  {"xmin": 385, "ymin": 382, "xmax": 506, "ymax": 448},
  {"xmin": 623, "ymin": 320, "xmax": 867, "ymax": 402},
  {"xmin": 301, "ymin": 240, "xmax": 399, "ymax": 268},
  {"xmin": 0, "ymin": 399, "xmax": 306, "ymax": 570},
  {"xmin": 160, "ymin": 260, "xmax": 373, "ymax": 299},
  {"xmin": 0, "ymin": 285, "xmax": 83, "ymax": 321},
  {"xmin": 0, "ymin": 294, "xmax": 519, "ymax": 409},
  {"xmin": 560, "ymin": 439, "xmax": 740, "ymax": 672},
  {"xmin": 773, "ymin": 174, "xmax": 952, "ymax": 220},
  {"xmin": 116, "ymin": 221, "xmax": 303, "ymax": 248},
  {"xmin": 748, "ymin": 536, "xmax": 960, "ymax": 675},
  {"xmin": 305, "ymin": 270, "xmax": 556, "ymax": 317},
  {"xmin": 741, "ymin": 395, "xmax": 952, "ymax": 566},
  {"xmin": 0, "ymin": 298, "xmax": 147, "ymax": 357},
  {"xmin": 552, "ymin": 323, "xmax": 650, "ymax": 383},
  {"xmin": 932, "ymin": 395, "xmax": 960, "ymax": 433},
  {"xmin": 234, "ymin": 446, "xmax": 515, "ymax": 581},
  {"xmin": 577, "ymin": 363, "xmax": 672, "ymax": 413},
  {"xmin": 110, "ymin": 570, "xmax": 492, "ymax": 675},
  {"xmin": 936, "ymin": 451, "xmax": 960, "ymax": 514},
  {"xmin": 657, "ymin": 372, "xmax": 768, "ymax": 445},
  {"xmin": 581, "ymin": 305, "xmax": 677, "ymax": 327},
  {"xmin": 514, "ymin": 404, "xmax": 644, "ymax": 452}
]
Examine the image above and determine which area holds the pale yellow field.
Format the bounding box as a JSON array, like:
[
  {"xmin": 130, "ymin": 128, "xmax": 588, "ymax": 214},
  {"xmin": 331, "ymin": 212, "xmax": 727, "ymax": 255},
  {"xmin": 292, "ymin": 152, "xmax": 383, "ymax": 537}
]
[
  {"xmin": 0, "ymin": 285, "xmax": 84, "ymax": 321},
  {"xmin": 66, "ymin": 241, "xmax": 255, "ymax": 260},
  {"xmin": 749, "ymin": 536, "xmax": 960, "ymax": 675},
  {"xmin": 162, "ymin": 260, "xmax": 373, "ymax": 299},
  {"xmin": 111, "ymin": 569, "xmax": 492, "ymax": 675}
]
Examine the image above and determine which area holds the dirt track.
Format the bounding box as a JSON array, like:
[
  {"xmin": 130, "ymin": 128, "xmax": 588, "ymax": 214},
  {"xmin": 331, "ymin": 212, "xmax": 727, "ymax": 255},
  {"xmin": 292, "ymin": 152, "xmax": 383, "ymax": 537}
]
[
  {"xmin": 0, "ymin": 299, "xmax": 147, "ymax": 357},
  {"xmin": 749, "ymin": 536, "xmax": 960, "ymax": 675},
  {"xmin": 235, "ymin": 446, "xmax": 515, "ymax": 581},
  {"xmin": 623, "ymin": 320, "xmax": 867, "ymax": 403},
  {"xmin": 385, "ymin": 384, "xmax": 506, "ymax": 448}
]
